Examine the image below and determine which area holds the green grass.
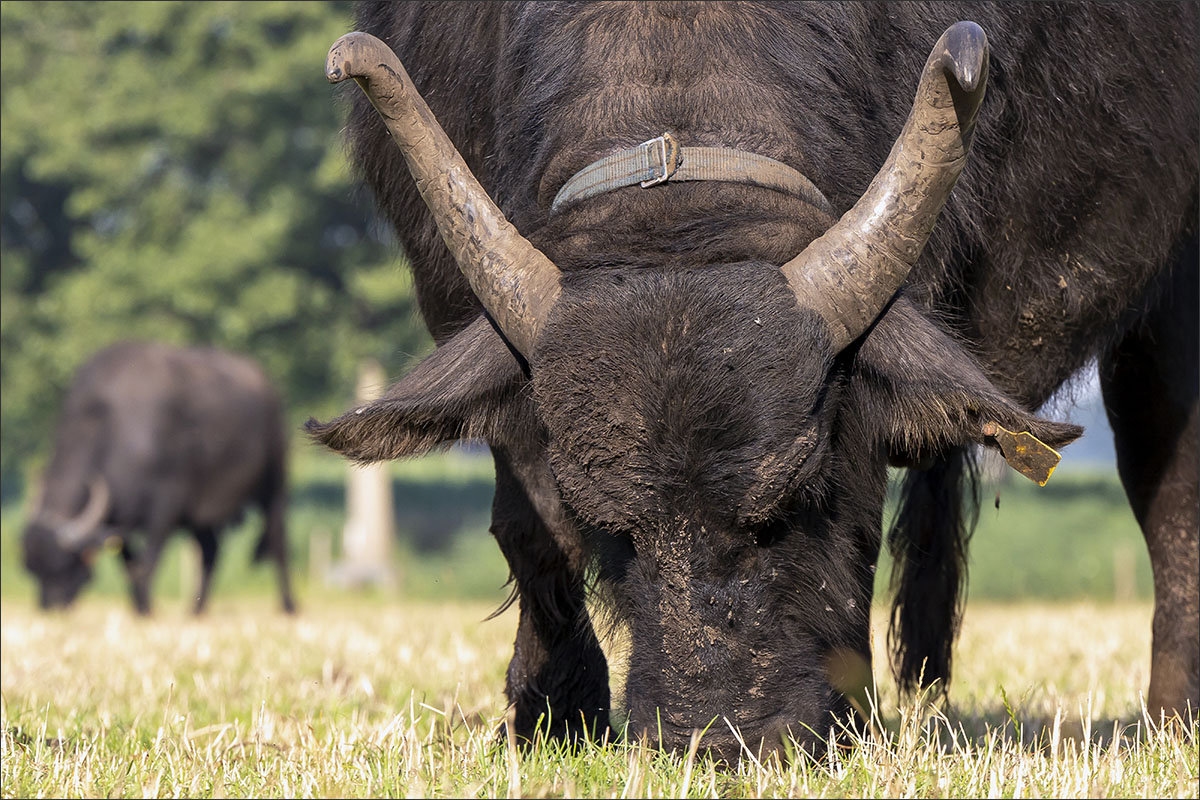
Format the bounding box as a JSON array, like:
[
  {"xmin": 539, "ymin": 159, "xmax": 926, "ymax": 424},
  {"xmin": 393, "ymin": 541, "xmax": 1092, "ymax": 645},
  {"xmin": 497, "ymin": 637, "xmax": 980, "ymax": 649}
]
[{"xmin": 962, "ymin": 468, "xmax": 1150, "ymax": 602}]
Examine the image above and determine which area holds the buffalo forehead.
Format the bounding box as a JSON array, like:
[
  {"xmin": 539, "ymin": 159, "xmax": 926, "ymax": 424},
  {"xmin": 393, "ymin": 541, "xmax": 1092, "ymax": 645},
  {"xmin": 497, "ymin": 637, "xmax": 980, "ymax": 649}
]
[{"xmin": 533, "ymin": 265, "xmax": 831, "ymax": 529}]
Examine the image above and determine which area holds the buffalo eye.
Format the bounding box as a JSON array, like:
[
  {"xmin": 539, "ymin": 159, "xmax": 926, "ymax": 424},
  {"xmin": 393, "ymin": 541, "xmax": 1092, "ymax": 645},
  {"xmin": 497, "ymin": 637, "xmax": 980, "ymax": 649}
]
[{"xmin": 754, "ymin": 515, "xmax": 791, "ymax": 548}]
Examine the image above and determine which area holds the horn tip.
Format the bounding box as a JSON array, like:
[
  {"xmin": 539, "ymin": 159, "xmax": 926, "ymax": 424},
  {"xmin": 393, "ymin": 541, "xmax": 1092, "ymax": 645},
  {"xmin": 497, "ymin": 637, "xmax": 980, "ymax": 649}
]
[
  {"xmin": 942, "ymin": 21, "xmax": 989, "ymax": 93},
  {"xmin": 326, "ymin": 49, "xmax": 349, "ymax": 84},
  {"xmin": 326, "ymin": 31, "xmax": 391, "ymax": 84}
]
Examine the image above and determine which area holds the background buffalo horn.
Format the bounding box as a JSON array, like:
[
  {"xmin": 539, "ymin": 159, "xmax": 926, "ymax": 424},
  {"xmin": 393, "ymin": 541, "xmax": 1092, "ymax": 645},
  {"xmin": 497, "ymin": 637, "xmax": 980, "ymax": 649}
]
[
  {"xmin": 57, "ymin": 477, "xmax": 110, "ymax": 548},
  {"xmin": 326, "ymin": 32, "xmax": 561, "ymax": 359},
  {"xmin": 781, "ymin": 21, "xmax": 989, "ymax": 351}
]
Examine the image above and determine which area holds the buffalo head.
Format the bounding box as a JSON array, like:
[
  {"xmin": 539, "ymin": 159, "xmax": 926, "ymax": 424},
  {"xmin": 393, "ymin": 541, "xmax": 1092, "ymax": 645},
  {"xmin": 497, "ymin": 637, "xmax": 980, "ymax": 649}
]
[
  {"xmin": 310, "ymin": 22, "xmax": 1080, "ymax": 756},
  {"xmin": 22, "ymin": 477, "xmax": 112, "ymax": 609}
]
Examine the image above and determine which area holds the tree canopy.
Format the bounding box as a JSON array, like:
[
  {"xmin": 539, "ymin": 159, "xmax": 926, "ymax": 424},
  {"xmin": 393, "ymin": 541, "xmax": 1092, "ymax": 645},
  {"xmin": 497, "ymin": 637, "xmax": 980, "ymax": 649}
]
[{"xmin": 1, "ymin": 1, "xmax": 432, "ymax": 494}]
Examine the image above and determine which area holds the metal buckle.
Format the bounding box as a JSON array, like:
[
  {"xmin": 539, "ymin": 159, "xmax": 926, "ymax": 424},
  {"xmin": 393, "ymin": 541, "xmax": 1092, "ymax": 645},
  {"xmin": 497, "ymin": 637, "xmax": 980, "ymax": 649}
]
[{"xmin": 639, "ymin": 132, "xmax": 681, "ymax": 188}]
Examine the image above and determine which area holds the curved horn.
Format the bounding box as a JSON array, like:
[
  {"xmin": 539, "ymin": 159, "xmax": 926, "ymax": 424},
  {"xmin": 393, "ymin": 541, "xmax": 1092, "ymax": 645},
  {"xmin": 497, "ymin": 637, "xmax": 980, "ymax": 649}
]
[
  {"xmin": 57, "ymin": 477, "xmax": 110, "ymax": 548},
  {"xmin": 326, "ymin": 32, "xmax": 561, "ymax": 359},
  {"xmin": 782, "ymin": 21, "xmax": 989, "ymax": 350}
]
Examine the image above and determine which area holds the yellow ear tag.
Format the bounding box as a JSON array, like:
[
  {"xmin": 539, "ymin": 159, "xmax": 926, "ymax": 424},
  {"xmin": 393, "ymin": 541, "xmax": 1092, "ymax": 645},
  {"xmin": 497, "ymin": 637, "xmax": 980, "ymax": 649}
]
[{"xmin": 982, "ymin": 421, "xmax": 1062, "ymax": 486}]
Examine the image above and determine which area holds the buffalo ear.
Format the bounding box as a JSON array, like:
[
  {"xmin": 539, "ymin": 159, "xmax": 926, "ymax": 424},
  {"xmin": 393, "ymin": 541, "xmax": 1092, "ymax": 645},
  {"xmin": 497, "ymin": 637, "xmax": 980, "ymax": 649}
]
[
  {"xmin": 306, "ymin": 316, "xmax": 527, "ymax": 463},
  {"xmin": 850, "ymin": 296, "xmax": 1082, "ymax": 466}
]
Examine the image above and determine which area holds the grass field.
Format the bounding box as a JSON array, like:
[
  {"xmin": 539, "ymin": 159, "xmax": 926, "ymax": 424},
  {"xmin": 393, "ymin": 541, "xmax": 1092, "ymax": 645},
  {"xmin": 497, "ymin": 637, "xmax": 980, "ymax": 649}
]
[
  {"xmin": 2, "ymin": 457, "xmax": 1194, "ymax": 797},
  {"xmin": 2, "ymin": 599, "xmax": 1195, "ymax": 798}
]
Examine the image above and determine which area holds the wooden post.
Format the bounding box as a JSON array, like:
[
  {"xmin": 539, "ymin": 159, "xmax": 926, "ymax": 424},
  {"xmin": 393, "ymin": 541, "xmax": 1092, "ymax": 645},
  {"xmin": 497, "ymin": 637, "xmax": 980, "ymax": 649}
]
[{"xmin": 329, "ymin": 358, "xmax": 396, "ymax": 588}]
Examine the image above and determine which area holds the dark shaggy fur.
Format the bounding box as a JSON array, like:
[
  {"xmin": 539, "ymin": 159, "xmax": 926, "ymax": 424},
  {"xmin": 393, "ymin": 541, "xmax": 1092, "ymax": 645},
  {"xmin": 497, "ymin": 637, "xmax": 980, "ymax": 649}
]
[
  {"xmin": 24, "ymin": 342, "xmax": 295, "ymax": 615},
  {"xmin": 311, "ymin": 1, "xmax": 1199, "ymax": 754}
]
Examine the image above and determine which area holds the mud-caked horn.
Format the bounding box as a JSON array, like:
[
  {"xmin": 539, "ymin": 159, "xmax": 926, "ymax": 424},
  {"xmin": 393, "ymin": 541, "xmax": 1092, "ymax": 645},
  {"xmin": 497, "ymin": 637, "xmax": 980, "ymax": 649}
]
[
  {"xmin": 57, "ymin": 477, "xmax": 110, "ymax": 549},
  {"xmin": 326, "ymin": 32, "xmax": 561, "ymax": 359},
  {"xmin": 782, "ymin": 21, "xmax": 989, "ymax": 350}
]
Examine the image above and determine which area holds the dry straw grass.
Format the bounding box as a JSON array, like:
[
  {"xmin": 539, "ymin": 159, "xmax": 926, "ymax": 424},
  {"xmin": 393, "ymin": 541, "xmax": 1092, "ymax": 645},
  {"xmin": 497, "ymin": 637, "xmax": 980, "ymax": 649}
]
[{"xmin": 1, "ymin": 598, "xmax": 1196, "ymax": 798}]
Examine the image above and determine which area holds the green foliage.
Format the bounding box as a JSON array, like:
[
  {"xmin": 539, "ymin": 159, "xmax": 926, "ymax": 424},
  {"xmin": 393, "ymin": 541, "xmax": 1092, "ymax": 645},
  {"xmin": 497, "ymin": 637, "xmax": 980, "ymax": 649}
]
[{"xmin": 0, "ymin": 1, "xmax": 433, "ymax": 493}]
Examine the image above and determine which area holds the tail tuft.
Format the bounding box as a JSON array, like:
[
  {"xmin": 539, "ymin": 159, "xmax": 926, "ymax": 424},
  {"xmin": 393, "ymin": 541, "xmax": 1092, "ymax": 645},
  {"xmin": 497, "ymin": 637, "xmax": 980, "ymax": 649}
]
[{"xmin": 887, "ymin": 447, "xmax": 980, "ymax": 696}]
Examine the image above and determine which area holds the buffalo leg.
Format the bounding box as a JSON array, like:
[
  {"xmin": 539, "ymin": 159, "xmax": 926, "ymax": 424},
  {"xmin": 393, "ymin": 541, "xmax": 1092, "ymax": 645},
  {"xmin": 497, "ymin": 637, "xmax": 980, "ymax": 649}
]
[
  {"xmin": 124, "ymin": 490, "xmax": 192, "ymax": 614},
  {"xmin": 127, "ymin": 527, "xmax": 170, "ymax": 615},
  {"xmin": 118, "ymin": 539, "xmax": 139, "ymax": 599},
  {"xmin": 1100, "ymin": 248, "xmax": 1199, "ymax": 720},
  {"xmin": 490, "ymin": 446, "xmax": 611, "ymax": 744},
  {"xmin": 262, "ymin": 487, "xmax": 295, "ymax": 614},
  {"xmin": 192, "ymin": 527, "xmax": 219, "ymax": 614}
]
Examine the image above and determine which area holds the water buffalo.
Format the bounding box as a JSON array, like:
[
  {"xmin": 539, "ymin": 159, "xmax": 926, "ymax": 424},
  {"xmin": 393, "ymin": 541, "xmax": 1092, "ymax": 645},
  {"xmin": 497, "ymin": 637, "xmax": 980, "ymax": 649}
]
[
  {"xmin": 310, "ymin": 2, "xmax": 1198, "ymax": 755},
  {"xmin": 23, "ymin": 341, "xmax": 295, "ymax": 614}
]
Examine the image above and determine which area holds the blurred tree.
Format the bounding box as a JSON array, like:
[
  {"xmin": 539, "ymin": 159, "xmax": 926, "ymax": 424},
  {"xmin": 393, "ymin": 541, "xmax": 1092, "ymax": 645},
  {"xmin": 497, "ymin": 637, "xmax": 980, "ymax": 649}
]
[{"xmin": 0, "ymin": 1, "xmax": 432, "ymax": 496}]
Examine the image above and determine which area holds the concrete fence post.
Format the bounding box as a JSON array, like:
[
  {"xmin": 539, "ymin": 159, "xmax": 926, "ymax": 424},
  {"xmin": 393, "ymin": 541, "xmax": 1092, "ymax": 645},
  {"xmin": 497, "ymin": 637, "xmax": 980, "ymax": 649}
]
[{"xmin": 329, "ymin": 357, "xmax": 396, "ymax": 588}]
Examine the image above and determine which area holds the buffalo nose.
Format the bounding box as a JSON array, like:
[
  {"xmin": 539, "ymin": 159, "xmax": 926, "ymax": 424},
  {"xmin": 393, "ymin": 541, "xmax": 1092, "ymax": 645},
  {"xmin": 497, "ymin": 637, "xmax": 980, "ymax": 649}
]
[{"xmin": 38, "ymin": 583, "xmax": 75, "ymax": 610}]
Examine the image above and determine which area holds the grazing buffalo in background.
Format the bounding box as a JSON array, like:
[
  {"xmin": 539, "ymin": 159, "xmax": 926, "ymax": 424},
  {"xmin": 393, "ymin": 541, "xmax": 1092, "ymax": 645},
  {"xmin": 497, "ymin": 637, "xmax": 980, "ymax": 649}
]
[
  {"xmin": 23, "ymin": 341, "xmax": 295, "ymax": 615},
  {"xmin": 310, "ymin": 2, "xmax": 1198, "ymax": 755}
]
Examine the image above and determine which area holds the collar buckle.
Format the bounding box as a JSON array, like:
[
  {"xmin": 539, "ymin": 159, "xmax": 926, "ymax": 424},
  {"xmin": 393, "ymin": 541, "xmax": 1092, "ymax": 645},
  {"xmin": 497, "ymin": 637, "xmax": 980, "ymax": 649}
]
[{"xmin": 638, "ymin": 132, "xmax": 681, "ymax": 188}]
